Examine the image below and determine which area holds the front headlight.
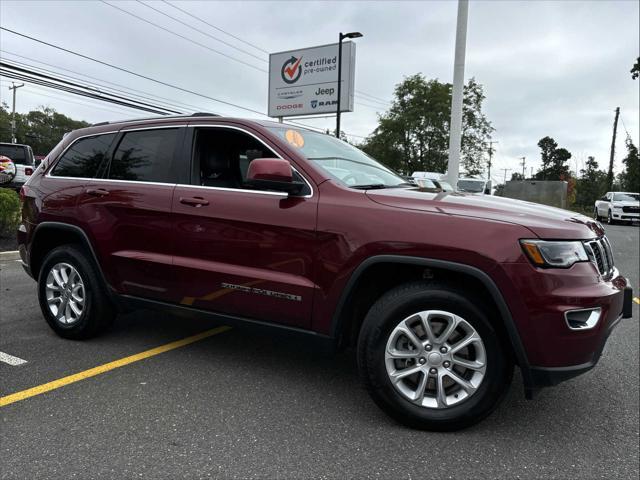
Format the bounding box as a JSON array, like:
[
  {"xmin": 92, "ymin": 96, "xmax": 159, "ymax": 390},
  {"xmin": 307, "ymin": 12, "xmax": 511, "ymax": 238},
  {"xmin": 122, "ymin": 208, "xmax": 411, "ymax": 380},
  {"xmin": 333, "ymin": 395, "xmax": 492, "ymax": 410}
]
[
  {"xmin": 520, "ymin": 240, "xmax": 589, "ymax": 268},
  {"xmin": 613, "ymin": 205, "xmax": 623, "ymax": 210}
]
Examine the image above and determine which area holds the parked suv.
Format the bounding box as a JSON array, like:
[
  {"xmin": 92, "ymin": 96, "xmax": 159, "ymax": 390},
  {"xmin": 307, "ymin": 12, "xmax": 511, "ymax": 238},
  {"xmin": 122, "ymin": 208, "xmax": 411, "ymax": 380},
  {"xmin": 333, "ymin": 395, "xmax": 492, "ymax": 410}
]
[
  {"xmin": 0, "ymin": 142, "xmax": 36, "ymax": 190},
  {"xmin": 18, "ymin": 115, "xmax": 633, "ymax": 430}
]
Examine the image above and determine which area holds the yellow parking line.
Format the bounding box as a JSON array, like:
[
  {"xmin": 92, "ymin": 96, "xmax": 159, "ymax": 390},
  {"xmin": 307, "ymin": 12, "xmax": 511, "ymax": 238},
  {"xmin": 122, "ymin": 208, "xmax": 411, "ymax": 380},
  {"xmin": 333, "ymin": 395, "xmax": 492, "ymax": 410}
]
[
  {"xmin": 0, "ymin": 326, "xmax": 231, "ymax": 408},
  {"xmin": 634, "ymin": 297, "xmax": 640, "ymax": 305}
]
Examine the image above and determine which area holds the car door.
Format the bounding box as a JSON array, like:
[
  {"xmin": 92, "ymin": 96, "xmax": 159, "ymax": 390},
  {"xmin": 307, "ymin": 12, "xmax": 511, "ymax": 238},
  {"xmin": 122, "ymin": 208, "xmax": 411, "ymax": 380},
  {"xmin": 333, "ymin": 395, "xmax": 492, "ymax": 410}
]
[
  {"xmin": 171, "ymin": 124, "xmax": 318, "ymax": 329},
  {"xmin": 600, "ymin": 192, "xmax": 611, "ymax": 216},
  {"xmin": 77, "ymin": 125, "xmax": 187, "ymax": 302}
]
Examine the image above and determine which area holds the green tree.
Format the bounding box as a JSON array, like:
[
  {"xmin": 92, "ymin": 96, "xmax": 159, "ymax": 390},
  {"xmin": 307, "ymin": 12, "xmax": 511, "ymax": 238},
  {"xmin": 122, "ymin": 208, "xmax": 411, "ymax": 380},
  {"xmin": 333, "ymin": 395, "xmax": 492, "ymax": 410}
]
[
  {"xmin": 510, "ymin": 172, "xmax": 524, "ymax": 181},
  {"xmin": 535, "ymin": 136, "xmax": 572, "ymax": 180},
  {"xmin": 361, "ymin": 74, "xmax": 493, "ymax": 175},
  {"xmin": 575, "ymin": 156, "xmax": 607, "ymax": 209},
  {"xmin": 620, "ymin": 138, "xmax": 639, "ymax": 191},
  {"xmin": 0, "ymin": 104, "xmax": 89, "ymax": 155}
]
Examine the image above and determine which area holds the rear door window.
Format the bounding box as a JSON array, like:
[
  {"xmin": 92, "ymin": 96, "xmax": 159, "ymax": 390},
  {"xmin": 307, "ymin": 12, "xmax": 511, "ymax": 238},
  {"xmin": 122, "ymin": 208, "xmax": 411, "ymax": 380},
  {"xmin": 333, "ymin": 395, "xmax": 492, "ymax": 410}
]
[
  {"xmin": 109, "ymin": 129, "xmax": 180, "ymax": 183},
  {"xmin": 51, "ymin": 134, "xmax": 116, "ymax": 178}
]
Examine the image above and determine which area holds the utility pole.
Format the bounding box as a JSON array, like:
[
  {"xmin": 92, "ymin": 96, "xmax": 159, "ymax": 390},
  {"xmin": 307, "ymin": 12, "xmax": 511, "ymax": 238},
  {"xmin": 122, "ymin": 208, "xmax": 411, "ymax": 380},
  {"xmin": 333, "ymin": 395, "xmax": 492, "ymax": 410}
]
[
  {"xmin": 520, "ymin": 156, "xmax": 526, "ymax": 180},
  {"xmin": 606, "ymin": 107, "xmax": 620, "ymax": 190},
  {"xmin": 9, "ymin": 82, "xmax": 24, "ymax": 144},
  {"xmin": 486, "ymin": 140, "xmax": 498, "ymax": 180},
  {"xmin": 501, "ymin": 168, "xmax": 511, "ymax": 184},
  {"xmin": 446, "ymin": 0, "xmax": 469, "ymax": 187},
  {"xmin": 530, "ymin": 166, "xmax": 534, "ymax": 179}
]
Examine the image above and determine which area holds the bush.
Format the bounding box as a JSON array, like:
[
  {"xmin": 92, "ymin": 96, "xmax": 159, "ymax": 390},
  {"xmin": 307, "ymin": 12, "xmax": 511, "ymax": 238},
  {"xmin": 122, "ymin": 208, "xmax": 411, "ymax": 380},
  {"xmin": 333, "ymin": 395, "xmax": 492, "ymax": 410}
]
[{"xmin": 0, "ymin": 188, "xmax": 21, "ymax": 237}]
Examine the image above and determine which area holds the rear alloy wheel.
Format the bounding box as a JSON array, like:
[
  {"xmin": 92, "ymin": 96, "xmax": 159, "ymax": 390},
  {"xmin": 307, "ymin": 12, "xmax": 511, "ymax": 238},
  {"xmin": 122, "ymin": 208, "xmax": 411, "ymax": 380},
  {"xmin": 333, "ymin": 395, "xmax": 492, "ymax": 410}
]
[
  {"xmin": 45, "ymin": 262, "xmax": 86, "ymax": 325},
  {"xmin": 38, "ymin": 245, "xmax": 115, "ymax": 339},
  {"xmin": 358, "ymin": 281, "xmax": 513, "ymax": 431}
]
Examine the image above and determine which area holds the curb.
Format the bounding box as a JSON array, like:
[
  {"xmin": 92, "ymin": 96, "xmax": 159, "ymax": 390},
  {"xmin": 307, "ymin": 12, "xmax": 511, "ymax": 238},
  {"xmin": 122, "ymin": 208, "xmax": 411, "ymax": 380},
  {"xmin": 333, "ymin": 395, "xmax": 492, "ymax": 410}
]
[{"xmin": 0, "ymin": 250, "xmax": 20, "ymax": 261}]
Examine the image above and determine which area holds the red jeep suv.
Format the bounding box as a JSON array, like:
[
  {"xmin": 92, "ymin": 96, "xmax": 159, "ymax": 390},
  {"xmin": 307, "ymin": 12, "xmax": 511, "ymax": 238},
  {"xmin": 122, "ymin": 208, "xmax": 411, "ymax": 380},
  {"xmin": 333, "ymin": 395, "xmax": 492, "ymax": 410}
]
[{"xmin": 17, "ymin": 114, "xmax": 633, "ymax": 430}]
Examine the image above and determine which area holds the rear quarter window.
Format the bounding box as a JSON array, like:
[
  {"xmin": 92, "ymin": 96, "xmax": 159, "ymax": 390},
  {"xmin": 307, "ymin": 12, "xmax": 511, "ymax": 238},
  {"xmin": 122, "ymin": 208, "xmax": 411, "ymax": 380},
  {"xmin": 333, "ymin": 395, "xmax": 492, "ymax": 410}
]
[{"xmin": 51, "ymin": 134, "xmax": 117, "ymax": 178}]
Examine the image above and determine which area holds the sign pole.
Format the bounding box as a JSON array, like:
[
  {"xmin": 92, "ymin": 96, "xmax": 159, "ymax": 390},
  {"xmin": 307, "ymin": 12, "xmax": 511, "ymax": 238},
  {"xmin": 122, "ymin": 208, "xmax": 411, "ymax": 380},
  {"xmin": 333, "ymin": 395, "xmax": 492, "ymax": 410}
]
[
  {"xmin": 336, "ymin": 33, "xmax": 343, "ymax": 138},
  {"xmin": 446, "ymin": 0, "xmax": 469, "ymax": 187}
]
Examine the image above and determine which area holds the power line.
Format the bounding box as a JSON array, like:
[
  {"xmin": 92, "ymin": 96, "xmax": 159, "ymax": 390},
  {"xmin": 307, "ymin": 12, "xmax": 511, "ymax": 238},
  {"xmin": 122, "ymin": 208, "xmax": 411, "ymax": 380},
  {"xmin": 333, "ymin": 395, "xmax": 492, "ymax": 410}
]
[
  {"xmin": 135, "ymin": 0, "xmax": 268, "ymax": 64},
  {"xmin": 0, "ymin": 80, "xmax": 143, "ymax": 116},
  {"xmin": 162, "ymin": 0, "xmax": 269, "ymax": 54},
  {"xmin": 148, "ymin": 2, "xmax": 388, "ymax": 110},
  {"xmin": 355, "ymin": 89, "xmax": 390, "ymax": 105},
  {"xmin": 2, "ymin": 61, "xmax": 181, "ymax": 114},
  {"xmin": 1, "ymin": 51, "xmax": 211, "ymax": 115},
  {"xmin": 0, "ymin": 27, "xmax": 266, "ymax": 116},
  {"xmin": 100, "ymin": 1, "xmax": 268, "ymax": 73},
  {"xmin": 1, "ymin": 64, "xmax": 180, "ymax": 115}
]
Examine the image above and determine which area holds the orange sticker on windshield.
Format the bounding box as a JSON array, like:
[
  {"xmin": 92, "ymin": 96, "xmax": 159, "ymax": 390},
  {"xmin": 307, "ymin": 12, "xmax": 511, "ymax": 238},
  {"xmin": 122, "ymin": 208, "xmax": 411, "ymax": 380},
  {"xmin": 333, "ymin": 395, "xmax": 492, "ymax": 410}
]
[{"xmin": 285, "ymin": 129, "xmax": 305, "ymax": 148}]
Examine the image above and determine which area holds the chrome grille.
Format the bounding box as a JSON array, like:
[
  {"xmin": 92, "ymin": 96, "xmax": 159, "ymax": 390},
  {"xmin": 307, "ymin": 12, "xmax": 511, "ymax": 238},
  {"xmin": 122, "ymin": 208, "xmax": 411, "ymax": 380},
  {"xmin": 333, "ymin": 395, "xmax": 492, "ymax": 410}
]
[{"xmin": 584, "ymin": 236, "xmax": 614, "ymax": 279}]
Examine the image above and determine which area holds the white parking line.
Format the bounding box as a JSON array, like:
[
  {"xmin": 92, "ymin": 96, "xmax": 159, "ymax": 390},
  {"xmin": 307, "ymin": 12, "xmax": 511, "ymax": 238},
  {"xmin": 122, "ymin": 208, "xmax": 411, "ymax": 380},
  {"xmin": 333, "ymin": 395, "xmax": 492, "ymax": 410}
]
[{"xmin": 0, "ymin": 352, "xmax": 28, "ymax": 366}]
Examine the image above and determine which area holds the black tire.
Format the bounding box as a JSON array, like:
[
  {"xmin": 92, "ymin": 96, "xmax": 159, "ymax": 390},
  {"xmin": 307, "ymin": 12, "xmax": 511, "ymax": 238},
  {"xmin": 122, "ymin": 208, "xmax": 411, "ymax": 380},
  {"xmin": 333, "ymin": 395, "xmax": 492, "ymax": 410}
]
[
  {"xmin": 593, "ymin": 208, "xmax": 599, "ymax": 221},
  {"xmin": 38, "ymin": 244, "xmax": 115, "ymax": 339},
  {"xmin": 357, "ymin": 281, "xmax": 513, "ymax": 431},
  {"xmin": 607, "ymin": 210, "xmax": 615, "ymax": 225}
]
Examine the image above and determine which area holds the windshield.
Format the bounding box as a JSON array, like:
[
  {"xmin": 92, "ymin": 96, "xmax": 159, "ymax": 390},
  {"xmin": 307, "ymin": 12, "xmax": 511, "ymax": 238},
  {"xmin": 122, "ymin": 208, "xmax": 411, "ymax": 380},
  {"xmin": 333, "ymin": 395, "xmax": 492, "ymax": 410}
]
[
  {"xmin": 267, "ymin": 127, "xmax": 407, "ymax": 188},
  {"xmin": 0, "ymin": 145, "xmax": 28, "ymax": 164},
  {"xmin": 457, "ymin": 179, "xmax": 485, "ymax": 193},
  {"xmin": 613, "ymin": 193, "xmax": 640, "ymax": 202}
]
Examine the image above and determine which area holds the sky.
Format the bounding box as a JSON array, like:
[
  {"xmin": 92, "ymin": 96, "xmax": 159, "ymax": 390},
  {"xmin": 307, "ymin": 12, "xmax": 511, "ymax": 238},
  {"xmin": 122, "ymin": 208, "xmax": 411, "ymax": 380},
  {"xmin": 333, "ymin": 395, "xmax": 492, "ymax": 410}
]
[{"xmin": 0, "ymin": 0, "xmax": 638, "ymax": 182}]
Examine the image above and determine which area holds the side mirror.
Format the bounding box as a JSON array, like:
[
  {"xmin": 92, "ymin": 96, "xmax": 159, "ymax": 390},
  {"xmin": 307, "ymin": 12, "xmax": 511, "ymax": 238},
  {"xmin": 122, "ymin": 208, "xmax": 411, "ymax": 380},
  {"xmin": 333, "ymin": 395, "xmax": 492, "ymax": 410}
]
[{"xmin": 246, "ymin": 158, "xmax": 304, "ymax": 195}]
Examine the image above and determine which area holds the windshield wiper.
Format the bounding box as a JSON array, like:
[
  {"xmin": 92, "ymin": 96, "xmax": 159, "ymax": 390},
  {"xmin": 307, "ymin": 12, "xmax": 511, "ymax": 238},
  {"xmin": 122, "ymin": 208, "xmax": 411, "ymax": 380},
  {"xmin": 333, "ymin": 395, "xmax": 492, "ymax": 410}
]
[{"xmin": 350, "ymin": 184, "xmax": 387, "ymax": 190}]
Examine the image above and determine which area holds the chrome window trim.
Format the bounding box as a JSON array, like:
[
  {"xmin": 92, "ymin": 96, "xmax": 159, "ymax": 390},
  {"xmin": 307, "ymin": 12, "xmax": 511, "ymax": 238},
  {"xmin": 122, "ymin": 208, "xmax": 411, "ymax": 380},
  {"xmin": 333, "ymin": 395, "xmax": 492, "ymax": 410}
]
[
  {"xmin": 188, "ymin": 123, "xmax": 314, "ymax": 199},
  {"xmin": 44, "ymin": 123, "xmax": 315, "ymax": 199}
]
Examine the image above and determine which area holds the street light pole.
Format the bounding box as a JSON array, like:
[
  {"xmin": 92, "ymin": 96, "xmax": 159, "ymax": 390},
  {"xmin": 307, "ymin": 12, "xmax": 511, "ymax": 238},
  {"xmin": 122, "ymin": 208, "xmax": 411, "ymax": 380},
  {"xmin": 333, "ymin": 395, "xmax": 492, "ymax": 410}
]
[
  {"xmin": 336, "ymin": 31, "xmax": 362, "ymax": 138},
  {"xmin": 9, "ymin": 82, "xmax": 24, "ymax": 144},
  {"xmin": 446, "ymin": 0, "xmax": 469, "ymax": 187}
]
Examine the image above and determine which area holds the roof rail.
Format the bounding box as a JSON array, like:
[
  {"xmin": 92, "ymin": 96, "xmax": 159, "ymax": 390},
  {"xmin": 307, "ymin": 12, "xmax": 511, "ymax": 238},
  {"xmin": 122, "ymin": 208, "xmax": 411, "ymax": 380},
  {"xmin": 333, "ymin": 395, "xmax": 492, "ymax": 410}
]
[{"xmin": 90, "ymin": 112, "xmax": 220, "ymax": 127}]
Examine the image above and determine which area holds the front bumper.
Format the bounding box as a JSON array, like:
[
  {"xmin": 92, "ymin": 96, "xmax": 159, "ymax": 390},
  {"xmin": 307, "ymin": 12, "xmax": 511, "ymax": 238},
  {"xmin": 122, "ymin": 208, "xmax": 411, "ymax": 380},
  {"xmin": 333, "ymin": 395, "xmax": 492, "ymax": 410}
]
[{"xmin": 529, "ymin": 280, "xmax": 633, "ymax": 387}]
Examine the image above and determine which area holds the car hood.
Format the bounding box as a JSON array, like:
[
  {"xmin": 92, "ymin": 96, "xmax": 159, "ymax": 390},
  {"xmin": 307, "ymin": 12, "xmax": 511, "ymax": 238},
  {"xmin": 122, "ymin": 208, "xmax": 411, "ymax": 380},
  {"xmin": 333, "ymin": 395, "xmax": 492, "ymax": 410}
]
[{"xmin": 366, "ymin": 188, "xmax": 604, "ymax": 240}]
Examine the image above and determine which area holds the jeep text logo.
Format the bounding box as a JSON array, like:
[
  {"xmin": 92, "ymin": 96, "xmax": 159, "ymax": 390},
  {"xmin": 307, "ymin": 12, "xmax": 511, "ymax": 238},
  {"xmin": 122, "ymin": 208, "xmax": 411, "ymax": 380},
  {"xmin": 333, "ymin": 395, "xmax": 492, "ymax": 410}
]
[
  {"xmin": 314, "ymin": 87, "xmax": 335, "ymax": 96},
  {"xmin": 281, "ymin": 56, "xmax": 303, "ymax": 84}
]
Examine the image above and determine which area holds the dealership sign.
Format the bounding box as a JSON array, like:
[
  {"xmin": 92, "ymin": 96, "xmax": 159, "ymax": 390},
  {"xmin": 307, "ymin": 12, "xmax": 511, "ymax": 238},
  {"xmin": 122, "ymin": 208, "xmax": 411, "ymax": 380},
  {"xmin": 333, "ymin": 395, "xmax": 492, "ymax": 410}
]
[{"xmin": 268, "ymin": 42, "xmax": 356, "ymax": 117}]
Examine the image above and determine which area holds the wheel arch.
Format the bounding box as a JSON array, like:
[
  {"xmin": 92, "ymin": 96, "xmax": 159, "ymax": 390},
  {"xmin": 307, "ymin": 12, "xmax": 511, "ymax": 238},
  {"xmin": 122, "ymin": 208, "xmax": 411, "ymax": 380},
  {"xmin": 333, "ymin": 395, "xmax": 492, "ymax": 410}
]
[
  {"xmin": 330, "ymin": 255, "xmax": 533, "ymax": 393},
  {"xmin": 30, "ymin": 222, "xmax": 111, "ymax": 293}
]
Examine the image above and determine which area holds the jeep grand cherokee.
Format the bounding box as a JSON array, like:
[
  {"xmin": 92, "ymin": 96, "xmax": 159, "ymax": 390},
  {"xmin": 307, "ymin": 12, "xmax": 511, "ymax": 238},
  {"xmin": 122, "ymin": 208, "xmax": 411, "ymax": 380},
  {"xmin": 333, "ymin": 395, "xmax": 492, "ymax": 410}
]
[{"xmin": 17, "ymin": 114, "xmax": 634, "ymax": 430}]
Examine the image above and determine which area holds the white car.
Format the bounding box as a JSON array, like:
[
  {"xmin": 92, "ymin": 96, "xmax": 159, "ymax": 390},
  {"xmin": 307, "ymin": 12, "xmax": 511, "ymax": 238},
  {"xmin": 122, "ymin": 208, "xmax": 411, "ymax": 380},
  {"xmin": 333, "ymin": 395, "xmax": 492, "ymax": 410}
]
[
  {"xmin": 0, "ymin": 142, "xmax": 36, "ymax": 190},
  {"xmin": 594, "ymin": 191, "xmax": 640, "ymax": 225}
]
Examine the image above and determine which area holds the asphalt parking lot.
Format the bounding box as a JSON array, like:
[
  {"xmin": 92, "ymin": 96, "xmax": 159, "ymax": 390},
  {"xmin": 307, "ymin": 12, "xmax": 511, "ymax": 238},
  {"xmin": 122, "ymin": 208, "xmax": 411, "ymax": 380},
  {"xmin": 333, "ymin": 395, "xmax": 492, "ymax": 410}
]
[{"xmin": 1, "ymin": 224, "xmax": 638, "ymax": 479}]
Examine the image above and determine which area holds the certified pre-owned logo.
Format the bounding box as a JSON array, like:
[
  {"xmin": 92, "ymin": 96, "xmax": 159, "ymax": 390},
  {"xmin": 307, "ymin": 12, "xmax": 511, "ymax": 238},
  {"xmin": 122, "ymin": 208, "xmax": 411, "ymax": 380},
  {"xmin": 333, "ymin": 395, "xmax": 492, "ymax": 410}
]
[{"xmin": 281, "ymin": 55, "xmax": 303, "ymax": 84}]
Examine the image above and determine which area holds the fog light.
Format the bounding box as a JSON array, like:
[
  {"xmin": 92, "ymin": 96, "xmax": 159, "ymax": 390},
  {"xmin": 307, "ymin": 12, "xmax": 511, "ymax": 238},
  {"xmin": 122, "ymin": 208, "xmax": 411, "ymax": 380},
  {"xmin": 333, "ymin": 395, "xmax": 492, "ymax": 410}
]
[{"xmin": 565, "ymin": 308, "xmax": 601, "ymax": 330}]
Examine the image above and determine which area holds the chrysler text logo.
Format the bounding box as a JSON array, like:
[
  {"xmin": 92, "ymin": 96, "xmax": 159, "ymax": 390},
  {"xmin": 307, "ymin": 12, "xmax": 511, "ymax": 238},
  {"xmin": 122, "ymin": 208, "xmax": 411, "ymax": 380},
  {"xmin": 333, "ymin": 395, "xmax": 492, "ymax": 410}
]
[{"xmin": 281, "ymin": 55, "xmax": 303, "ymax": 84}]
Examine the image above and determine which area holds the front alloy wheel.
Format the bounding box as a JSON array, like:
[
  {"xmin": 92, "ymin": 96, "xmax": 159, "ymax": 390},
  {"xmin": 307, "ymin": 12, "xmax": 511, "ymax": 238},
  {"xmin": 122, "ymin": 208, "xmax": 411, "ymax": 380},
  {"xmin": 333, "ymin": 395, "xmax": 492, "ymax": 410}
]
[
  {"xmin": 385, "ymin": 310, "xmax": 487, "ymax": 408},
  {"xmin": 358, "ymin": 281, "xmax": 513, "ymax": 431}
]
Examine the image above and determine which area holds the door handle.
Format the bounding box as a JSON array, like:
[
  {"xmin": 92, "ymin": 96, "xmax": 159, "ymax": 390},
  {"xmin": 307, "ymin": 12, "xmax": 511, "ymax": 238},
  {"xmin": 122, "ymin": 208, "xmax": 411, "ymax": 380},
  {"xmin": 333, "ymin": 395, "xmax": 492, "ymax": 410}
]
[
  {"xmin": 85, "ymin": 187, "xmax": 109, "ymax": 197},
  {"xmin": 179, "ymin": 196, "xmax": 209, "ymax": 207}
]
